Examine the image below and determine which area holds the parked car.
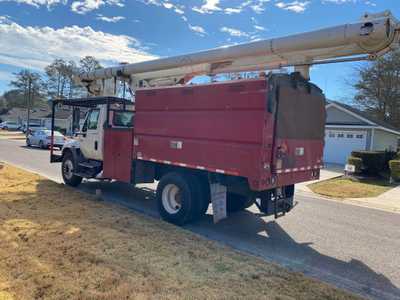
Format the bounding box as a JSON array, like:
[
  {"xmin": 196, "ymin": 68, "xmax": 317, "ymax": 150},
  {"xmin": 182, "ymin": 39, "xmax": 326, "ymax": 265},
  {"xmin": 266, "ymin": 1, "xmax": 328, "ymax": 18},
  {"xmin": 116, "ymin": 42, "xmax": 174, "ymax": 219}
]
[
  {"xmin": 0, "ymin": 121, "xmax": 20, "ymax": 131},
  {"xmin": 26, "ymin": 130, "xmax": 66, "ymax": 149},
  {"xmin": 21, "ymin": 123, "xmax": 47, "ymax": 134}
]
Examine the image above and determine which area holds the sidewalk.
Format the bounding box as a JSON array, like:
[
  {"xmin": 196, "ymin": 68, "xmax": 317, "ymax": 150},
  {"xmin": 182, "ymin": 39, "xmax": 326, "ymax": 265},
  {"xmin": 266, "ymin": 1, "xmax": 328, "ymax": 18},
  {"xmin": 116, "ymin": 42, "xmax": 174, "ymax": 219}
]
[
  {"xmin": 345, "ymin": 186, "xmax": 400, "ymax": 213},
  {"xmin": 296, "ymin": 167, "xmax": 400, "ymax": 214}
]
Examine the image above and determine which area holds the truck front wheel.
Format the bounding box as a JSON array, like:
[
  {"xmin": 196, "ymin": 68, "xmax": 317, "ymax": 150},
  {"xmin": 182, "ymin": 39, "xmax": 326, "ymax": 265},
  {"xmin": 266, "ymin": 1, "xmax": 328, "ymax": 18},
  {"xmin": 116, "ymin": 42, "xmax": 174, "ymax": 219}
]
[
  {"xmin": 156, "ymin": 172, "xmax": 200, "ymax": 225},
  {"xmin": 62, "ymin": 153, "xmax": 82, "ymax": 187}
]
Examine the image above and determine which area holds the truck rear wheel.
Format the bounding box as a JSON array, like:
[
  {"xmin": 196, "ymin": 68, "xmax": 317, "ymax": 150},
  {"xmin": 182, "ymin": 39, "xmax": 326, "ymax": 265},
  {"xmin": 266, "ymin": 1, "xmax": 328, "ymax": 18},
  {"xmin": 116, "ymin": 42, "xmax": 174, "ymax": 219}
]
[
  {"xmin": 156, "ymin": 172, "xmax": 200, "ymax": 225},
  {"xmin": 62, "ymin": 153, "xmax": 82, "ymax": 187},
  {"xmin": 227, "ymin": 193, "xmax": 254, "ymax": 213}
]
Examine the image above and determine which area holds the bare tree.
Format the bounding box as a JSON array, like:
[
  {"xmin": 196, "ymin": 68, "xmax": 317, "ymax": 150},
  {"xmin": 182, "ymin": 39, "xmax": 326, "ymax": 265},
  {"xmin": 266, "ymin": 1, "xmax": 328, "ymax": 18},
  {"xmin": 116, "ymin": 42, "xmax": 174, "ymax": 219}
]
[
  {"xmin": 44, "ymin": 59, "xmax": 76, "ymax": 99},
  {"xmin": 352, "ymin": 51, "xmax": 400, "ymax": 127},
  {"xmin": 79, "ymin": 56, "xmax": 102, "ymax": 73}
]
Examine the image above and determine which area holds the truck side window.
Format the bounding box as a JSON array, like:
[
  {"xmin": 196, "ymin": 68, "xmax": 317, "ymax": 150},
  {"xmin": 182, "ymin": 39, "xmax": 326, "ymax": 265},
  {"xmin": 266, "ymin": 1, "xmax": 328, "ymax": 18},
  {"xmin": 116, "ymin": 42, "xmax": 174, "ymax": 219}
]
[
  {"xmin": 113, "ymin": 111, "xmax": 134, "ymax": 127},
  {"xmin": 87, "ymin": 109, "xmax": 100, "ymax": 130}
]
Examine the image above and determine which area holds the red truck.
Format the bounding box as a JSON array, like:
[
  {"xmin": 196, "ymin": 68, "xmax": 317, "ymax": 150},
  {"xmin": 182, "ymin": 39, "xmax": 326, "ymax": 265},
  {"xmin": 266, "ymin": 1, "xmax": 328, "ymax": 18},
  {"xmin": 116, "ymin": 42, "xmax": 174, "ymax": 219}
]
[{"xmin": 50, "ymin": 73, "xmax": 325, "ymax": 225}]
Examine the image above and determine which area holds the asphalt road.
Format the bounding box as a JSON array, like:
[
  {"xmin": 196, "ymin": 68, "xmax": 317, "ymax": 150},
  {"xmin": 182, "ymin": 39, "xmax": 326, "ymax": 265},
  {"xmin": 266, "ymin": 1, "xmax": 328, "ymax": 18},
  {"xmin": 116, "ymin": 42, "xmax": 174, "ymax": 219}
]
[{"xmin": 1, "ymin": 138, "xmax": 400, "ymax": 300}]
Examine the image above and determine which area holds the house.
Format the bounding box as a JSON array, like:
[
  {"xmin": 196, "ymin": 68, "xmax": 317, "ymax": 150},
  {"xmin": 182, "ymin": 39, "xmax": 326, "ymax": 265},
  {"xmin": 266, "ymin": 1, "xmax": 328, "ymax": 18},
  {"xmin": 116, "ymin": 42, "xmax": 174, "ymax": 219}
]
[{"xmin": 324, "ymin": 101, "xmax": 400, "ymax": 165}]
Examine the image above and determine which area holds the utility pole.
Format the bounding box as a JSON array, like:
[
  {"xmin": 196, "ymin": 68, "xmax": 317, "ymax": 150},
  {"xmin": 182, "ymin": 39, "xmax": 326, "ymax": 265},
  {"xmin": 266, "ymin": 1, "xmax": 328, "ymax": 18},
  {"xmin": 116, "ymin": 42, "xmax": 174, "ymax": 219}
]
[{"xmin": 26, "ymin": 76, "xmax": 32, "ymax": 136}]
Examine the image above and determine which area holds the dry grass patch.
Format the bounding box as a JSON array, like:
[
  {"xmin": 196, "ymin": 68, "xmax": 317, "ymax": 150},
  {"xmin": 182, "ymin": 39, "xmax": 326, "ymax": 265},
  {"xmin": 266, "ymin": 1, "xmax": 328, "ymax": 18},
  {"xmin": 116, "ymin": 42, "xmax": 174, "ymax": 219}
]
[
  {"xmin": 0, "ymin": 163, "xmax": 361, "ymax": 300},
  {"xmin": 309, "ymin": 176, "xmax": 393, "ymax": 199},
  {"xmin": 0, "ymin": 130, "xmax": 25, "ymax": 140}
]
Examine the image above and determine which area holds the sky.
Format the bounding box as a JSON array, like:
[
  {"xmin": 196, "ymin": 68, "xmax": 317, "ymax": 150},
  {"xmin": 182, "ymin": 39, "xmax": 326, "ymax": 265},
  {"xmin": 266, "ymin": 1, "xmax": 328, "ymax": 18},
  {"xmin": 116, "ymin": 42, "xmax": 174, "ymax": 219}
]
[{"xmin": 0, "ymin": 0, "xmax": 399, "ymax": 101}]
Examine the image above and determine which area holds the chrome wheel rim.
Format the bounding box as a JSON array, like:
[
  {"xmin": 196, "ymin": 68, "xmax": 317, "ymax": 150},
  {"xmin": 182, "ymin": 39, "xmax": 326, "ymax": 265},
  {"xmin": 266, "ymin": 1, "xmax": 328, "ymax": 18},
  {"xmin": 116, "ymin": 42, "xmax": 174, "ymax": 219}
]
[
  {"xmin": 162, "ymin": 184, "xmax": 182, "ymax": 214},
  {"xmin": 63, "ymin": 159, "xmax": 74, "ymax": 180}
]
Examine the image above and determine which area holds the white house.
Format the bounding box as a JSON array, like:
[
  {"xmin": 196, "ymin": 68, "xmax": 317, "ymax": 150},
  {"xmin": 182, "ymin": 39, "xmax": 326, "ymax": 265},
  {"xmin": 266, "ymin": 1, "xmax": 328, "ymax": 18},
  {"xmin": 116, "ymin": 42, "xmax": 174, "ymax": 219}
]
[{"xmin": 324, "ymin": 101, "xmax": 400, "ymax": 165}]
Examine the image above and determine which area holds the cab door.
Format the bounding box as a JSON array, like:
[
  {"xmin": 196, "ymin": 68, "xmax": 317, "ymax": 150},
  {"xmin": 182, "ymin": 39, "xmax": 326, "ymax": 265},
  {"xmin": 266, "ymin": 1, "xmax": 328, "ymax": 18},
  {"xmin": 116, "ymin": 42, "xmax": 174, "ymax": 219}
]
[{"xmin": 80, "ymin": 109, "xmax": 102, "ymax": 160}]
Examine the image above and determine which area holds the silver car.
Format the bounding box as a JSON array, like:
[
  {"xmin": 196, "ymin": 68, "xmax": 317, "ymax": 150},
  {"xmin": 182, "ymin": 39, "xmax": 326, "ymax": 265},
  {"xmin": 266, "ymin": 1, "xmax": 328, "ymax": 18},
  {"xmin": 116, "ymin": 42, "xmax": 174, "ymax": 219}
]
[
  {"xmin": 0, "ymin": 121, "xmax": 20, "ymax": 130},
  {"xmin": 26, "ymin": 130, "xmax": 66, "ymax": 149}
]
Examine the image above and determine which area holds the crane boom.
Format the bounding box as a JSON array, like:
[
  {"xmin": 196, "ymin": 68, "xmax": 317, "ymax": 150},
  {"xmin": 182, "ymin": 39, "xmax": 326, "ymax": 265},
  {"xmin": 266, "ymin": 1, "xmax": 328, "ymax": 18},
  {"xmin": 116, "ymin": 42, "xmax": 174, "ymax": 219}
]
[{"xmin": 76, "ymin": 11, "xmax": 400, "ymax": 95}]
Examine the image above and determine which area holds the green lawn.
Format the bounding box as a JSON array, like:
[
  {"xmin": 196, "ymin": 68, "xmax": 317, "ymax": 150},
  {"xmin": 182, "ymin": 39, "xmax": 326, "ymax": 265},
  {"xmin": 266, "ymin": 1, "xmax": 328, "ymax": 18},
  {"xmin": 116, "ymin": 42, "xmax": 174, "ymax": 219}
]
[{"xmin": 309, "ymin": 176, "xmax": 394, "ymax": 199}]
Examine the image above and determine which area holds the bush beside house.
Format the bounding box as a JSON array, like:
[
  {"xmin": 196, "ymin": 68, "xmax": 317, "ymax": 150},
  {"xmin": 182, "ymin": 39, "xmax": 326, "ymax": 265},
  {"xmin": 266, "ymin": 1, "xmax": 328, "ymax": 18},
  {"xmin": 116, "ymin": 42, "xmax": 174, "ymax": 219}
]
[
  {"xmin": 348, "ymin": 150, "xmax": 399, "ymax": 178},
  {"xmin": 389, "ymin": 160, "xmax": 400, "ymax": 182}
]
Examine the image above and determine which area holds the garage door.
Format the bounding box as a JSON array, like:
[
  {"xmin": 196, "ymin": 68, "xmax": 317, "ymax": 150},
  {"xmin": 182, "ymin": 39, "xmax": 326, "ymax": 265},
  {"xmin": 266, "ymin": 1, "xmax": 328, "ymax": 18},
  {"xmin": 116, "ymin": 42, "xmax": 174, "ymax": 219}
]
[{"xmin": 323, "ymin": 130, "xmax": 367, "ymax": 165}]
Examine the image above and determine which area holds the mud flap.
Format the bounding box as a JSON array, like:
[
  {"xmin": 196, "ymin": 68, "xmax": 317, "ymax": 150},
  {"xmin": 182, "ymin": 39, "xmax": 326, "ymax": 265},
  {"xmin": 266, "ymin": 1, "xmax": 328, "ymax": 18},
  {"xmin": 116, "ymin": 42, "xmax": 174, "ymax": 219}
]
[{"xmin": 210, "ymin": 183, "xmax": 227, "ymax": 223}]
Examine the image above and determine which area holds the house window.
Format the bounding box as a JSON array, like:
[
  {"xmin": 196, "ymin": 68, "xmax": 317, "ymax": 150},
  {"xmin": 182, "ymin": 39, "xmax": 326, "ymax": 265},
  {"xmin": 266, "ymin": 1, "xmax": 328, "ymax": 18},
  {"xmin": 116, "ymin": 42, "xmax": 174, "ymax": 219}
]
[
  {"xmin": 329, "ymin": 133, "xmax": 335, "ymax": 138},
  {"xmin": 337, "ymin": 133, "xmax": 344, "ymax": 138},
  {"xmin": 347, "ymin": 134, "xmax": 354, "ymax": 138},
  {"xmin": 356, "ymin": 134, "xmax": 364, "ymax": 139}
]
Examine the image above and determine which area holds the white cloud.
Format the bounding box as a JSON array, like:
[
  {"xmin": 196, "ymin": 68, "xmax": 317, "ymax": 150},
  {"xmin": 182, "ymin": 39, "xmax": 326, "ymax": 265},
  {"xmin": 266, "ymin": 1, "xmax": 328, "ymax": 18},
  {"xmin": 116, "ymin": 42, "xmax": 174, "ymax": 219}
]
[
  {"xmin": 224, "ymin": 7, "xmax": 242, "ymax": 14},
  {"xmin": 220, "ymin": 26, "xmax": 249, "ymax": 37},
  {"xmin": 163, "ymin": 2, "xmax": 185, "ymax": 14},
  {"xmin": 254, "ymin": 25, "xmax": 266, "ymax": 31},
  {"xmin": 250, "ymin": 0, "xmax": 270, "ymax": 14},
  {"xmin": 136, "ymin": 0, "xmax": 185, "ymax": 15},
  {"xmin": 188, "ymin": 24, "xmax": 207, "ymax": 36},
  {"xmin": 0, "ymin": 0, "xmax": 65, "ymax": 8},
  {"xmin": 0, "ymin": 20, "xmax": 156, "ymax": 74},
  {"xmin": 275, "ymin": 1, "xmax": 310, "ymax": 13},
  {"xmin": 70, "ymin": 0, "xmax": 123, "ymax": 14},
  {"xmin": 0, "ymin": 15, "xmax": 12, "ymax": 24},
  {"xmin": 96, "ymin": 14, "xmax": 125, "ymax": 22},
  {"xmin": 192, "ymin": 0, "xmax": 221, "ymax": 14}
]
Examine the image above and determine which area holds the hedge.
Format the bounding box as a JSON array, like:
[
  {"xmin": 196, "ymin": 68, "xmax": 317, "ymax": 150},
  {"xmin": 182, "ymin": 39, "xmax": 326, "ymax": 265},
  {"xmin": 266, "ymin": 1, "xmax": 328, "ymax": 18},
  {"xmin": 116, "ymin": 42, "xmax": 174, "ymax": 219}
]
[
  {"xmin": 351, "ymin": 151, "xmax": 386, "ymax": 176},
  {"xmin": 347, "ymin": 156, "xmax": 362, "ymax": 174},
  {"xmin": 389, "ymin": 160, "xmax": 400, "ymax": 182}
]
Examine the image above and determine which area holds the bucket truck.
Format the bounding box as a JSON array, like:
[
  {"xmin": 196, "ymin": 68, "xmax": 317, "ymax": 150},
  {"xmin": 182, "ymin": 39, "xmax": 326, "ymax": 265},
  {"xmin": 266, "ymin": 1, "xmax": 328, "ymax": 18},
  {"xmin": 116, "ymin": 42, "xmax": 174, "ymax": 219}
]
[{"xmin": 50, "ymin": 11, "xmax": 400, "ymax": 225}]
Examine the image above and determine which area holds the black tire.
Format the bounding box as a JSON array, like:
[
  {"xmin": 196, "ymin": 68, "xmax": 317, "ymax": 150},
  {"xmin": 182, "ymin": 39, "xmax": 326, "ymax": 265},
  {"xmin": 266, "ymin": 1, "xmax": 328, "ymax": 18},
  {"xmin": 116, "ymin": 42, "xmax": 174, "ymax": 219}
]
[
  {"xmin": 61, "ymin": 153, "xmax": 82, "ymax": 187},
  {"xmin": 226, "ymin": 193, "xmax": 254, "ymax": 213},
  {"xmin": 26, "ymin": 138, "xmax": 31, "ymax": 147},
  {"xmin": 39, "ymin": 140, "xmax": 45, "ymax": 149},
  {"xmin": 196, "ymin": 176, "xmax": 210, "ymax": 217},
  {"xmin": 156, "ymin": 172, "xmax": 200, "ymax": 226}
]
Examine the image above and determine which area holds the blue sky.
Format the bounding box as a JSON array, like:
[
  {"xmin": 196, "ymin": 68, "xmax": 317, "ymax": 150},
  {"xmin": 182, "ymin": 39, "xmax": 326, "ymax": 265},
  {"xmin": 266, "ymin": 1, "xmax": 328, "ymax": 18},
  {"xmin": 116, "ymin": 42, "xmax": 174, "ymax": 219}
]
[{"xmin": 0, "ymin": 0, "xmax": 399, "ymax": 101}]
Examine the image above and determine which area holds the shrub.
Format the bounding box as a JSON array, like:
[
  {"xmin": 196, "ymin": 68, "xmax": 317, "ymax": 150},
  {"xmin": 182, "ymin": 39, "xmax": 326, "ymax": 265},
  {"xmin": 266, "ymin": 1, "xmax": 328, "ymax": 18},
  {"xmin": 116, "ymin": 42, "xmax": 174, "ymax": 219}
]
[
  {"xmin": 383, "ymin": 151, "xmax": 397, "ymax": 170},
  {"xmin": 389, "ymin": 160, "xmax": 400, "ymax": 182},
  {"xmin": 351, "ymin": 151, "xmax": 386, "ymax": 176},
  {"xmin": 347, "ymin": 156, "xmax": 363, "ymax": 174}
]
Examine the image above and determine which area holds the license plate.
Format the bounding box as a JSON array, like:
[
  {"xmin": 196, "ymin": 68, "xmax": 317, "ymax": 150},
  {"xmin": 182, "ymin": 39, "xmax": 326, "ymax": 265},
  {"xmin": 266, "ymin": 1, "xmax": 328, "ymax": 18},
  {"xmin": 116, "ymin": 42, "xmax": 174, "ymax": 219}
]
[{"xmin": 345, "ymin": 164, "xmax": 355, "ymax": 173}]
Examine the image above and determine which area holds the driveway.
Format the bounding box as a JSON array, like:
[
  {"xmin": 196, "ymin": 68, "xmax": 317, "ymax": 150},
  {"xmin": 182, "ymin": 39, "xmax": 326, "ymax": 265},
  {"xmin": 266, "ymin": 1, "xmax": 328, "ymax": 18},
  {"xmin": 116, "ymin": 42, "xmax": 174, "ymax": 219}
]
[{"xmin": 1, "ymin": 138, "xmax": 400, "ymax": 300}]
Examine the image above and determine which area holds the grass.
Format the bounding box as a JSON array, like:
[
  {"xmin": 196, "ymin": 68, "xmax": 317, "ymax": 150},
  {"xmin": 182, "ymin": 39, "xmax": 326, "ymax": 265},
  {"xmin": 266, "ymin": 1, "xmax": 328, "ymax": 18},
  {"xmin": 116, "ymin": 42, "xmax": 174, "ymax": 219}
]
[
  {"xmin": 0, "ymin": 130, "xmax": 25, "ymax": 140},
  {"xmin": 0, "ymin": 163, "xmax": 361, "ymax": 300},
  {"xmin": 309, "ymin": 176, "xmax": 393, "ymax": 199}
]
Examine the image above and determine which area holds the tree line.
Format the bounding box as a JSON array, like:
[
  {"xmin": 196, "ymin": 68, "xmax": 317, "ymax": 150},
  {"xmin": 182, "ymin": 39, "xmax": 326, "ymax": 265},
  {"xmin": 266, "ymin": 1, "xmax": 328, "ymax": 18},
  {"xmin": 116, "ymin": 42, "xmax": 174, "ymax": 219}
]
[
  {"xmin": 1, "ymin": 51, "xmax": 400, "ymax": 129},
  {"xmin": 352, "ymin": 51, "xmax": 400, "ymax": 129},
  {"xmin": 0, "ymin": 56, "xmax": 101, "ymax": 114}
]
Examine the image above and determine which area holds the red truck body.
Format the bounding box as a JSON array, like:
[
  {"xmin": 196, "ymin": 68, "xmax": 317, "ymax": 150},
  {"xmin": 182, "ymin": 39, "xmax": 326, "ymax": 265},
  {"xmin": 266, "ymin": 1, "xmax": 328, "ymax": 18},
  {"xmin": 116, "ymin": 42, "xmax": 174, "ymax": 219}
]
[{"xmin": 102, "ymin": 75, "xmax": 325, "ymax": 192}]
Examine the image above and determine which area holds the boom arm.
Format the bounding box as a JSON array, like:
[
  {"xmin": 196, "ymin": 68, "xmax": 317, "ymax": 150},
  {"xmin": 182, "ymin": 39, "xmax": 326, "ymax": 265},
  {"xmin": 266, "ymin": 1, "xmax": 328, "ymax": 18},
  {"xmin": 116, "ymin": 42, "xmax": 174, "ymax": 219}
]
[{"xmin": 76, "ymin": 11, "xmax": 400, "ymax": 95}]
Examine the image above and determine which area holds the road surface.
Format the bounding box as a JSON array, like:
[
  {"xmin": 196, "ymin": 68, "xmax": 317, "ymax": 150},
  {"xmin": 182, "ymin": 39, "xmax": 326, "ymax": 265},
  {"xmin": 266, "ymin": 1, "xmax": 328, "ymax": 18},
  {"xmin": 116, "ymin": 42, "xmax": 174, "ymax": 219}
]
[{"xmin": 1, "ymin": 138, "xmax": 399, "ymax": 300}]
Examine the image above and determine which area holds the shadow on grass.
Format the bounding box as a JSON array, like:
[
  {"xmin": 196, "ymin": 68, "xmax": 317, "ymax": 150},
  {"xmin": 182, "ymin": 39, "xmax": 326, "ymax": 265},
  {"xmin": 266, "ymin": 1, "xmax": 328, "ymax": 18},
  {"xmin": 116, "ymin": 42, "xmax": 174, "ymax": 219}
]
[{"xmin": 1, "ymin": 177, "xmax": 399, "ymax": 300}]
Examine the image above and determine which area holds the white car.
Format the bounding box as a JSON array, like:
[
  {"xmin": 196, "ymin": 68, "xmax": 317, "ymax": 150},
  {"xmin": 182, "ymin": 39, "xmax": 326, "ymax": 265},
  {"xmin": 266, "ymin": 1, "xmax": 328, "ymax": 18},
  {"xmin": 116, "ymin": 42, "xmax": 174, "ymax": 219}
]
[
  {"xmin": 26, "ymin": 130, "xmax": 66, "ymax": 149},
  {"xmin": 0, "ymin": 121, "xmax": 20, "ymax": 130}
]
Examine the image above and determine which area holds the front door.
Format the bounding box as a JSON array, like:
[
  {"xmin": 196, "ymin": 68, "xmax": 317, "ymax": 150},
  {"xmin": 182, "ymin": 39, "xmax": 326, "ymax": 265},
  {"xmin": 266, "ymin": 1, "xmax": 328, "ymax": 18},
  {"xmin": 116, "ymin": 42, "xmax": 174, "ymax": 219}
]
[{"xmin": 80, "ymin": 109, "xmax": 102, "ymax": 160}]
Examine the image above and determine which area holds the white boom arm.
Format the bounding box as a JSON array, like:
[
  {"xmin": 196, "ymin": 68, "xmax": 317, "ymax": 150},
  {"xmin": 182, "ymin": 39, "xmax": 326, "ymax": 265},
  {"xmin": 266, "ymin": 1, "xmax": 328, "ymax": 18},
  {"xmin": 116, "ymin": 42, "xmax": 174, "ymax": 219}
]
[{"xmin": 76, "ymin": 11, "xmax": 400, "ymax": 95}]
